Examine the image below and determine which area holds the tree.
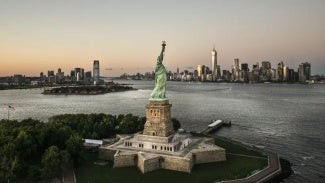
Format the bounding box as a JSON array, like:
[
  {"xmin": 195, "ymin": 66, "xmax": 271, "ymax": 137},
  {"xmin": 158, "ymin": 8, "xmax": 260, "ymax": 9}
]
[
  {"xmin": 172, "ymin": 118, "xmax": 181, "ymax": 131},
  {"xmin": 0, "ymin": 143, "xmax": 19, "ymax": 183},
  {"xmin": 59, "ymin": 150, "xmax": 70, "ymax": 175},
  {"xmin": 97, "ymin": 116, "xmax": 115, "ymax": 138},
  {"xmin": 137, "ymin": 117, "xmax": 146, "ymax": 131},
  {"xmin": 118, "ymin": 114, "xmax": 139, "ymax": 134},
  {"xmin": 65, "ymin": 134, "xmax": 83, "ymax": 165},
  {"xmin": 41, "ymin": 145, "xmax": 69, "ymax": 180},
  {"xmin": 15, "ymin": 130, "xmax": 35, "ymax": 160}
]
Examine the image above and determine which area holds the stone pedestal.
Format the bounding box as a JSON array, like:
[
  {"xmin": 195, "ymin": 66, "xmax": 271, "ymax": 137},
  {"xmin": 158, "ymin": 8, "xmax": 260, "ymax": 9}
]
[{"xmin": 143, "ymin": 99, "xmax": 174, "ymax": 137}]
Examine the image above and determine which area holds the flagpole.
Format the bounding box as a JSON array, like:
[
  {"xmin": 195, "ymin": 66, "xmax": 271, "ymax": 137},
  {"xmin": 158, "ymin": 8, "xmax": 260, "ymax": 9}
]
[{"xmin": 8, "ymin": 104, "xmax": 9, "ymax": 121}]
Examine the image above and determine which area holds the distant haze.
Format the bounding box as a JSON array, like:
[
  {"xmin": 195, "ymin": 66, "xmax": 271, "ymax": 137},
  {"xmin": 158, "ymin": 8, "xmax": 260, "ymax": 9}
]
[{"xmin": 1, "ymin": 0, "xmax": 324, "ymax": 76}]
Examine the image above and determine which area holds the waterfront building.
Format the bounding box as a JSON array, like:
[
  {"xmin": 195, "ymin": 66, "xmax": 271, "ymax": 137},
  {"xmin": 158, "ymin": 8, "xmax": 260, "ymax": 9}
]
[
  {"xmin": 193, "ymin": 70, "xmax": 198, "ymax": 80},
  {"xmin": 283, "ymin": 66, "xmax": 289, "ymax": 81},
  {"xmin": 81, "ymin": 69, "xmax": 84, "ymax": 80},
  {"xmin": 248, "ymin": 71, "xmax": 258, "ymax": 83},
  {"xmin": 47, "ymin": 76, "xmax": 55, "ymax": 84},
  {"xmin": 47, "ymin": 70, "xmax": 54, "ymax": 77},
  {"xmin": 85, "ymin": 71, "xmax": 92, "ymax": 78},
  {"xmin": 298, "ymin": 62, "xmax": 311, "ymax": 82},
  {"xmin": 240, "ymin": 63, "xmax": 249, "ymax": 82},
  {"xmin": 55, "ymin": 68, "xmax": 65, "ymax": 84},
  {"xmin": 40, "ymin": 72, "xmax": 45, "ymax": 83},
  {"xmin": 206, "ymin": 74, "xmax": 213, "ymax": 81},
  {"xmin": 197, "ymin": 65, "xmax": 203, "ymax": 77},
  {"xmin": 232, "ymin": 58, "xmax": 240, "ymax": 82},
  {"xmin": 74, "ymin": 68, "xmax": 85, "ymax": 81},
  {"xmin": 288, "ymin": 69, "xmax": 296, "ymax": 82},
  {"xmin": 70, "ymin": 70, "xmax": 75, "ymax": 79},
  {"xmin": 222, "ymin": 70, "xmax": 231, "ymax": 81},
  {"xmin": 180, "ymin": 70, "xmax": 193, "ymax": 81},
  {"xmin": 250, "ymin": 62, "xmax": 260, "ymax": 82},
  {"xmin": 277, "ymin": 61, "xmax": 284, "ymax": 81},
  {"xmin": 13, "ymin": 74, "xmax": 24, "ymax": 85},
  {"xmin": 252, "ymin": 62, "xmax": 259, "ymax": 71},
  {"xmin": 76, "ymin": 72, "xmax": 80, "ymax": 82},
  {"xmin": 74, "ymin": 68, "xmax": 81, "ymax": 79},
  {"xmin": 197, "ymin": 65, "xmax": 207, "ymax": 81},
  {"xmin": 216, "ymin": 65, "xmax": 221, "ymax": 79},
  {"xmin": 261, "ymin": 61, "xmax": 271, "ymax": 70},
  {"xmin": 93, "ymin": 60, "xmax": 100, "ymax": 85},
  {"xmin": 212, "ymin": 47, "xmax": 217, "ymax": 80},
  {"xmin": 84, "ymin": 71, "xmax": 92, "ymax": 84},
  {"xmin": 47, "ymin": 70, "xmax": 55, "ymax": 84},
  {"xmin": 241, "ymin": 63, "xmax": 249, "ymax": 71},
  {"xmin": 270, "ymin": 68, "xmax": 278, "ymax": 81},
  {"xmin": 260, "ymin": 61, "xmax": 272, "ymax": 81}
]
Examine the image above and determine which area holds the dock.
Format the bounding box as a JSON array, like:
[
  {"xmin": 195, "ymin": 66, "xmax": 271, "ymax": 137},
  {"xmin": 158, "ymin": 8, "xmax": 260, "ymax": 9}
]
[{"xmin": 200, "ymin": 119, "xmax": 231, "ymax": 134}]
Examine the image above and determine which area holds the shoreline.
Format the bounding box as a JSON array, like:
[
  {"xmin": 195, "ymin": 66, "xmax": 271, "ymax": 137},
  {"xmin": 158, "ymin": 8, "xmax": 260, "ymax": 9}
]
[
  {"xmin": 41, "ymin": 84, "xmax": 136, "ymax": 95},
  {"xmin": 209, "ymin": 134, "xmax": 293, "ymax": 183}
]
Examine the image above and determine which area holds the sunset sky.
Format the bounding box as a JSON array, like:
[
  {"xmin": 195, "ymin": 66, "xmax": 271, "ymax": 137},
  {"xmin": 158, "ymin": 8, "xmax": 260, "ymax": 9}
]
[{"xmin": 1, "ymin": 0, "xmax": 324, "ymax": 76}]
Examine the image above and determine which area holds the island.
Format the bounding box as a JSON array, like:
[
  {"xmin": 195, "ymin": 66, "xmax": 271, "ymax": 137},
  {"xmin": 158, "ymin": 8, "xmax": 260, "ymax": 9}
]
[
  {"xmin": 42, "ymin": 82, "xmax": 135, "ymax": 95},
  {"xmin": 0, "ymin": 114, "xmax": 292, "ymax": 183}
]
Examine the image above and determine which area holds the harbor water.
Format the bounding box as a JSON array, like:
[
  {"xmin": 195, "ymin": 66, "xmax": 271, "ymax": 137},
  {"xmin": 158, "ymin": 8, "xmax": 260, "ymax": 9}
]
[{"xmin": 0, "ymin": 80, "xmax": 324, "ymax": 182}]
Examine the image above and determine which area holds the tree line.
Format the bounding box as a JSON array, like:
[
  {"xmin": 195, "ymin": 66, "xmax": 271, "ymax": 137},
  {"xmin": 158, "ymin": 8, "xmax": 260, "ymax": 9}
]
[{"xmin": 0, "ymin": 113, "xmax": 181, "ymax": 182}]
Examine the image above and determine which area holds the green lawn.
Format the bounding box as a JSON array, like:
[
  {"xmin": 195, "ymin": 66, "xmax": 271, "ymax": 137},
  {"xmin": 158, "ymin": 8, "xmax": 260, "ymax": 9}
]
[
  {"xmin": 214, "ymin": 137, "xmax": 266, "ymax": 157},
  {"xmin": 75, "ymin": 137, "xmax": 268, "ymax": 183}
]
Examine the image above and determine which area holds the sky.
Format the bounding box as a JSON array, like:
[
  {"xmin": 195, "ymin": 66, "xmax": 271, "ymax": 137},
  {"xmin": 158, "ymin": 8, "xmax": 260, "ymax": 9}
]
[{"xmin": 1, "ymin": 0, "xmax": 324, "ymax": 77}]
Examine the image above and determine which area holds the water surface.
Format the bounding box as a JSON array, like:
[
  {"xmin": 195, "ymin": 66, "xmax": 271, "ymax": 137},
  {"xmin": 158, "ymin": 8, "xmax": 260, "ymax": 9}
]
[{"xmin": 1, "ymin": 81, "xmax": 324, "ymax": 182}]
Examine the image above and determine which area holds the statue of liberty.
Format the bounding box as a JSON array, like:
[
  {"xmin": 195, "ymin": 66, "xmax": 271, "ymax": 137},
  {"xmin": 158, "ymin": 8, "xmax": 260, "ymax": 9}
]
[{"xmin": 150, "ymin": 41, "xmax": 167, "ymax": 100}]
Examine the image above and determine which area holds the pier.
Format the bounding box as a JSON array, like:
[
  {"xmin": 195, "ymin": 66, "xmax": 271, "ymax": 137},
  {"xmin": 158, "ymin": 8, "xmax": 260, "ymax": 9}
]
[{"xmin": 200, "ymin": 119, "xmax": 232, "ymax": 134}]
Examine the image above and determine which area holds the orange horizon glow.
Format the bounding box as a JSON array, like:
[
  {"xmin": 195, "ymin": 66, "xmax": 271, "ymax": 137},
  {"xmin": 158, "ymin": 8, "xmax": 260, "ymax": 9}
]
[{"xmin": 1, "ymin": 0, "xmax": 325, "ymax": 76}]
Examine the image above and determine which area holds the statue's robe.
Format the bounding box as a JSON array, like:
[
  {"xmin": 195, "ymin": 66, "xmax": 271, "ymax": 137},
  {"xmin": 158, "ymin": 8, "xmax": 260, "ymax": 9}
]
[{"xmin": 150, "ymin": 56, "xmax": 167, "ymax": 99}]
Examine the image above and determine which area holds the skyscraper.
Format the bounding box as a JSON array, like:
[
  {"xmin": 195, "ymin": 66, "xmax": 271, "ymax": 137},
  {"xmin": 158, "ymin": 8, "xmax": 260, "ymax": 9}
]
[
  {"xmin": 211, "ymin": 46, "xmax": 217, "ymax": 78},
  {"xmin": 197, "ymin": 65, "xmax": 203, "ymax": 77},
  {"xmin": 277, "ymin": 61, "xmax": 284, "ymax": 81},
  {"xmin": 232, "ymin": 58, "xmax": 240, "ymax": 81},
  {"xmin": 74, "ymin": 68, "xmax": 81, "ymax": 81},
  {"xmin": 233, "ymin": 58, "xmax": 240, "ymax": 70},
  {"xmin": 240, "ymin": 63, "xmax": 249, "ymax": 82},
  {"xmin": 283, "ymin": 66, "xmax": 289, "ymax": 81},
  {"xmin": 93, "ymin": 60, "xmax": 100, "ymax": 85},
  {"xmin": 298, "ymin": 62, "xmax": 311, "ymax": 82},
  {"xmin": 47, "ymin": 70, "xmax": 54, "ymax": 77},
  {"xmin": 261, "ymin": 61, "xmax": 271, "ymax": 70}
]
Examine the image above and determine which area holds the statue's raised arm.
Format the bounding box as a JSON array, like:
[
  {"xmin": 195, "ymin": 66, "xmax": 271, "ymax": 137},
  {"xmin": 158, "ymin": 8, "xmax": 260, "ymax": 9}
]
[
  {"xmin": 150, "ymin": 41, "xmax": 167, "ymax": 100},
  {"xmin": 156, "ymin": 41, "xmax": 166, "ymax": 65}
]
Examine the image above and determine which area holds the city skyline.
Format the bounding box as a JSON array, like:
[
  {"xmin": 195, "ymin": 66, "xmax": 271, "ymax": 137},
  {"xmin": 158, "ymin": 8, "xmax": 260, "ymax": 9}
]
[{"xmin": 1, "ymin": 0, "xmax": 325, "ymax": 76}]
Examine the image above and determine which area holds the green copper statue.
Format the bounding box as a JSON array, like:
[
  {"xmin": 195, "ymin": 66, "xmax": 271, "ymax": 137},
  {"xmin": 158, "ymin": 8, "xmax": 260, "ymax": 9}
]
[{"xmin": 150, "ymin": 41, "xmax": 167, "ymax": 100}]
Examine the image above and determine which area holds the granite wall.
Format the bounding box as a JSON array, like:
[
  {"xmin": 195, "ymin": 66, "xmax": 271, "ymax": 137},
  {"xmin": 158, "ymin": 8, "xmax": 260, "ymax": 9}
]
[
  {"xmin": 193, "ymin": 149, "xmax": 226, "ymax": 164},
  {"xmin": 98, "ymin": 147, "xmax": 116, "ymax": 161},
  {"xmin": 113, "ymin": 151, "xmax": 137, "ymax": 168},
  {"xmin": 137, "ymin": 153, "xmax": 161, "ymax": 173},
  {"xmin": 160, "ymin": 155, "xmax": 193, "ymax": 173}
]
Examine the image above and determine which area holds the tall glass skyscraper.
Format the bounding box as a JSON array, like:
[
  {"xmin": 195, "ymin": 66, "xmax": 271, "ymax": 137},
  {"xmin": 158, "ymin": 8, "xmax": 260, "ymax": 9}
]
[
  {"xmin": 93, "ymin": 60, "xmax": 100, "ymax": 85},
  {"xmin": 211, "ymin": 47, "xmax": 217, "ymax": 77}
]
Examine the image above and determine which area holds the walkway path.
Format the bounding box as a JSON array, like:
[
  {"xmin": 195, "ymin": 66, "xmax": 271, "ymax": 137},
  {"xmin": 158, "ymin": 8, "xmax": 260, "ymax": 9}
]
[
  {"xmin": 217, "ymin": 148, "xmax": 281, "ymax": 183},
  {"xmin": 63, "ymin": 164, "xmax": 76, "ymax": 183},
  {"xmin": 227, "ymin": 153, "xmax": 268, "ymax": 159},
  {"xmin": 202, "ymin": 125, "xmax": 282, "ymax": 183}
]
